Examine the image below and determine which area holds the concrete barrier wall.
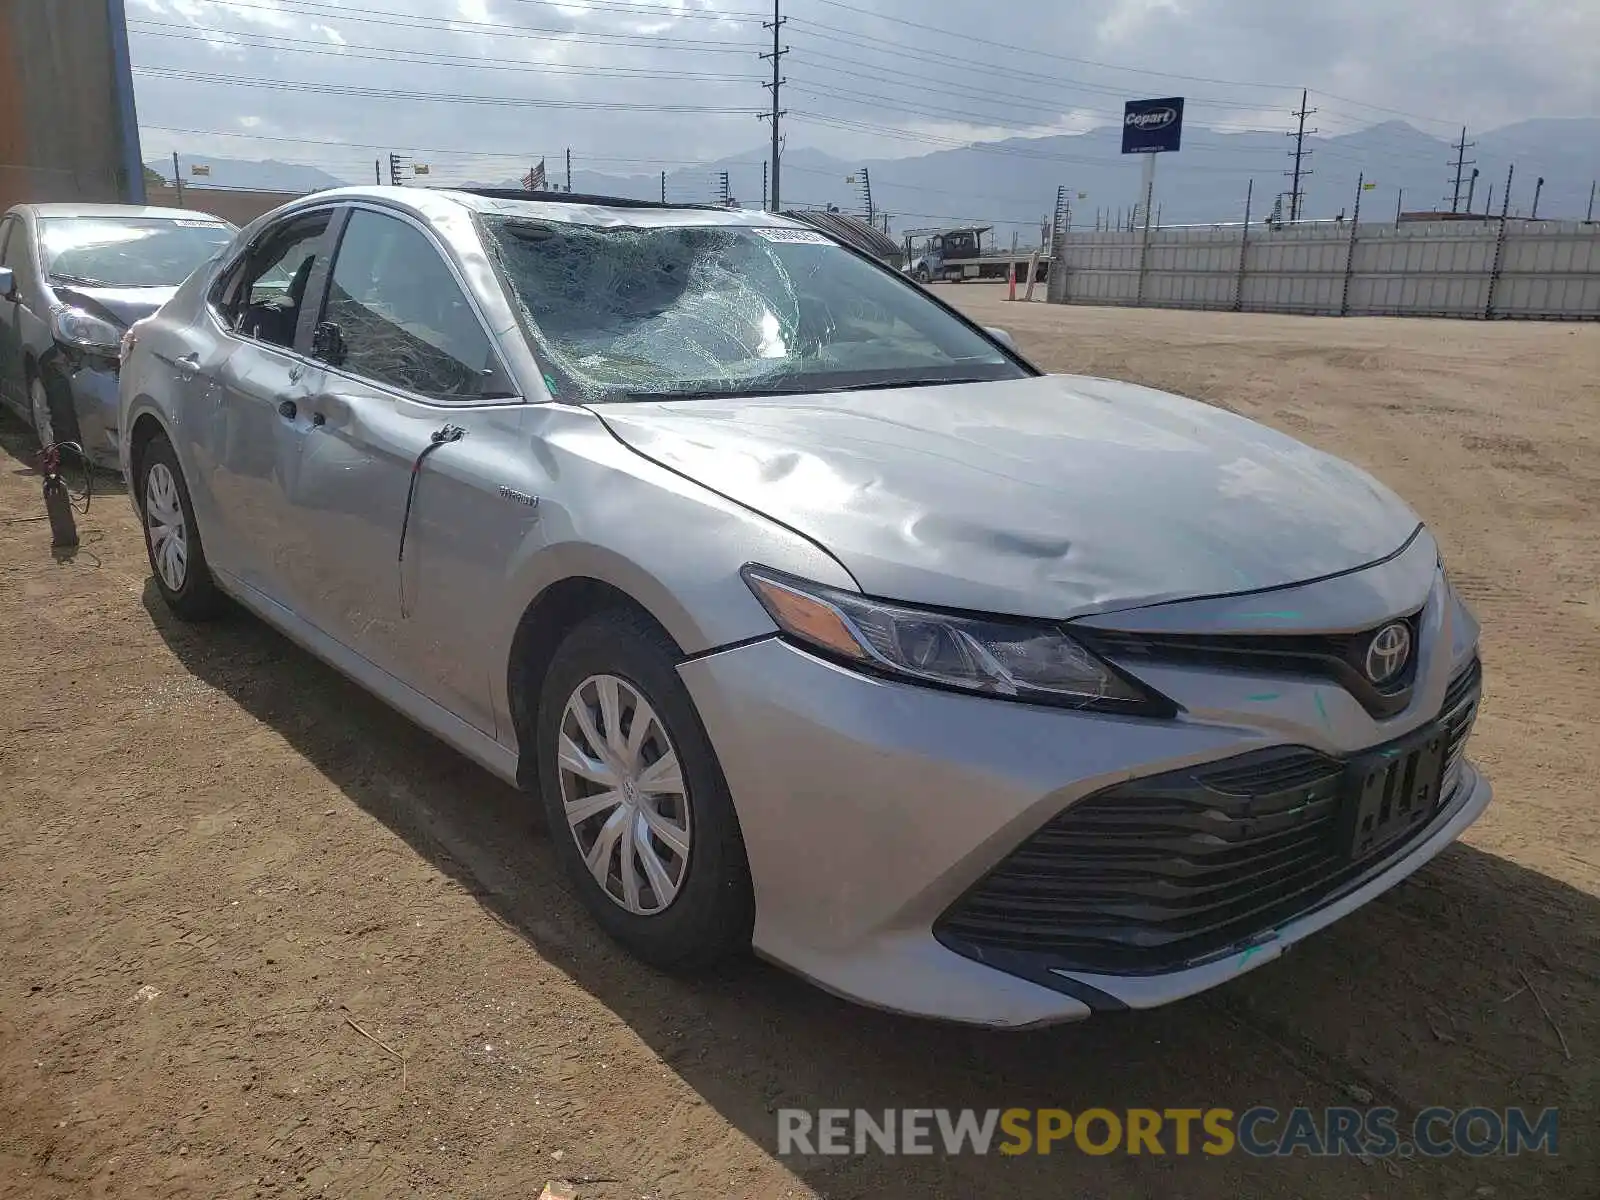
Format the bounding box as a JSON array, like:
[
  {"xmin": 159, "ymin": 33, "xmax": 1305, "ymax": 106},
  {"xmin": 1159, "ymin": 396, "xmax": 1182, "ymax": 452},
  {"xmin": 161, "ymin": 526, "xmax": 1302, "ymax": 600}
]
[
  {"xmin": 1047, "ymin": 219, "xmax": 1600, "ymax": 320},
  {"xmin": 143, "ymin": 184, "xmax": 309, "ymax": 227}
]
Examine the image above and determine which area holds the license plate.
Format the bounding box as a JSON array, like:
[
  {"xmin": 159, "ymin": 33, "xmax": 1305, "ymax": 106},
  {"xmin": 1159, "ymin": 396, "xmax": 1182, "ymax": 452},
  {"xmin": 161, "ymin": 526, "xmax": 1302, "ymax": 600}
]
[{"xmin": 1340, "ymin": 724, "xmax": 1448, "ymax": 861}]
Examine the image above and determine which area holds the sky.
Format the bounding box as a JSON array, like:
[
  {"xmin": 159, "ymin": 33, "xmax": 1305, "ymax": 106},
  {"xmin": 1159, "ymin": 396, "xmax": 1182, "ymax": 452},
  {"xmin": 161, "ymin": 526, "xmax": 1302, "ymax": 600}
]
[{"xmin": 127, "ymin": 0, "xmax": 1600, "ymax": 191}]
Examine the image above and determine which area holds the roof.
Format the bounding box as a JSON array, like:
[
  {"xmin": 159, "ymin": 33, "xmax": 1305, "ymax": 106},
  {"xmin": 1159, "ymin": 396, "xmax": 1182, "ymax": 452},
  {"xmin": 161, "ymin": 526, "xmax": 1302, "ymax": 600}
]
[
  {"xmin": 8, "ymin": 202, "xmax": 231, "ymax": 222},
  {"xmin": 779, "ymin": 209, "xmax": 900, "ymax": 261},
  {"xmin": 268, "ymin": 185, "xmax": 805, "ymax": 231}
]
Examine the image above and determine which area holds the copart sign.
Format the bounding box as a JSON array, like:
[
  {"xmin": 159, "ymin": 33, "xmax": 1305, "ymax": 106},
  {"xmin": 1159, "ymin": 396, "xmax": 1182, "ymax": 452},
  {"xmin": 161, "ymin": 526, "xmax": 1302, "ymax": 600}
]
[{"xmin": 1122, "ymin": 97, "xmax": 1185, "ymax": 154}]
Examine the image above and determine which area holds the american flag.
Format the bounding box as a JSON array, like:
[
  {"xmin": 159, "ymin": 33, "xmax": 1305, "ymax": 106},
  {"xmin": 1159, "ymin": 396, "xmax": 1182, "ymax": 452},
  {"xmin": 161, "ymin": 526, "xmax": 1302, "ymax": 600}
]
[{"xmin": 521, "ymin": 159, "xmax": 547, "ymax": 191}]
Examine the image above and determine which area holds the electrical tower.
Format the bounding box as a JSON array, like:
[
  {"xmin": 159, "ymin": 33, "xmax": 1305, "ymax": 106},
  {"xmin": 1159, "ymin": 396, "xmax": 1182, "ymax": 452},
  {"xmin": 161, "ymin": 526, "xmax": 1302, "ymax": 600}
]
[
  {"xmin": 758, "ymin": 0, "xmax": 787, "ymax": 212},
  {"xmin": 854, "ymin": 167, "xmax": 873, "ymax": 223},
  {"xmin": 1446, "ymin": 127, "xmax": 1476, "ymax": 213},
  {"xmin": 1285, "ymin": 90, "xmax": 1316, "ymax": 222},
  {"xmin": 718, "ymin": 170, "xmax": 732, "ymax": 207},
  {"xmin": 387, "ymin": 153, "xmax": 410, "ymax": 186}
]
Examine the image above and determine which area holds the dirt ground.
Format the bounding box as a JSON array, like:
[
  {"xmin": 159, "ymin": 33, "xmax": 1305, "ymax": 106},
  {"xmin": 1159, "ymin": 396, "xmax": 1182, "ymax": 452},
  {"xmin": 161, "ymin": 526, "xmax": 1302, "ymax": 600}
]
[{"xmin": 1, "ymin": 289, "xmax": 1596, "ymax": 1199}]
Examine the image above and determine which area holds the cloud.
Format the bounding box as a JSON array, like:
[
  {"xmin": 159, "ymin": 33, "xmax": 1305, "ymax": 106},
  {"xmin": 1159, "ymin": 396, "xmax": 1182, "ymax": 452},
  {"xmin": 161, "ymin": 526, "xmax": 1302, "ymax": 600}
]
[{"xmin": 127, "ymin": 0, "xmax": 1598, "ymax": 188}]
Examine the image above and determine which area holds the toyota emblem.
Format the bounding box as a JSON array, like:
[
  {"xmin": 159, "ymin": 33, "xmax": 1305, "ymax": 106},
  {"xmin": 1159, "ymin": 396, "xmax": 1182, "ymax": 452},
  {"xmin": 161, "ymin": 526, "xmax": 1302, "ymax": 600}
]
[{"xmin": 1364, "ymin": 622, "xmax": 1412, "ymax": 684}]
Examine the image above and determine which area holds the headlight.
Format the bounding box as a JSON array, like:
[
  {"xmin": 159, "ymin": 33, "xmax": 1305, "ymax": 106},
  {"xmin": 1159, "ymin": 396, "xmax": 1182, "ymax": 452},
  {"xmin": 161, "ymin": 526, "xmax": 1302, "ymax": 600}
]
[
  {"xmin": 52, "ymin": 306, "xmax": 122, "ymax": 352},
  {"xmin": 742, "ymin": 565, "xmax": 1169, "ymax": 714}
]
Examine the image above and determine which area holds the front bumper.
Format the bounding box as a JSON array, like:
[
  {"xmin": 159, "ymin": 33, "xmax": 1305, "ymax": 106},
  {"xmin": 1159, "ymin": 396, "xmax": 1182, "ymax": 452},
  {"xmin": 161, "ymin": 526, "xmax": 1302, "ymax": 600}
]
[
  {"xmin": 679, "ymin": 616, "xmax": 1489, "ymax": 1028},
  {"xmin": 50, "ymin": 351, "xmax": 122, "ymax": 469}
]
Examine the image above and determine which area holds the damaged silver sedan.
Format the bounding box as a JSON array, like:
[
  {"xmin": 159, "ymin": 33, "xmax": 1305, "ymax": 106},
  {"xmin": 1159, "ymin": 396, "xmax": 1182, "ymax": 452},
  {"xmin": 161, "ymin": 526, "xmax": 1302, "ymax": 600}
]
[{"xmin": 118, "ymin": 187, "xmax": 1488, "ymax": 1027}]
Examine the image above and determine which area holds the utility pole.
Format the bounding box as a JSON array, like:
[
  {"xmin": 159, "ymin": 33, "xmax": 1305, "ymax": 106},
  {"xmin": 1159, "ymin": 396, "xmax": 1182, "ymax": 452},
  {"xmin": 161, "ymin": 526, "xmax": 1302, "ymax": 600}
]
[
  {"xmin": 1286, "ymin": 89, "xmax": 1317, "ymax": 222},
  {"xmin": 565, "ymin": 148, "xmax": 572, "ymax": 192},
  {"xmin": 1530, "ymin": 176, "xmax": 1545, "ymax": 220},
  {"xmin": 762, "ymin": 160, "xmax": 768, "ymax": 211},
  {"xmin": 374, "ymin": 159, "xmax": 381, "ymax": 184},
  {"xmin": 660, "ymin": 170, "xmax": 666, "ymax": 203},
  {"xmin": 759, "ymin": 0, "xmax": 787, "ymax": 212},
  {"xmin": 856, "ymin": 167, "xmax": 873, "ymax": 223},
  {"xmin": 718, "ymin": 170, "xmax": 731, "ymax": 207},
  {"xmin": 1465, "ymin": 167, "xmax": 1479, "ymax": 214},
  {"xmin": 171, "ymin": 151, "xmax": 184, "ymax": 207},
  {"xmin": 1587, "ymin": 180, "xmax": 1596, "ymax": 223},
  {"xmin": 1447, "ymin": 126, "xmax": 1476, "ymax": 212},
  {"xmin": 388, "ymin": 153, "xmax": 407, "ymax": 186}
]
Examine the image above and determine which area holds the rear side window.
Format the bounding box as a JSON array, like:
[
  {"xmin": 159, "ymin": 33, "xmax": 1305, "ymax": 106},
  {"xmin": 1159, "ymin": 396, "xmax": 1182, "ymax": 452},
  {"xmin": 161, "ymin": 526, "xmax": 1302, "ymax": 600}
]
[{"xmin": 318, "ymin": 208, "xmax": 499, "ymax": 401}]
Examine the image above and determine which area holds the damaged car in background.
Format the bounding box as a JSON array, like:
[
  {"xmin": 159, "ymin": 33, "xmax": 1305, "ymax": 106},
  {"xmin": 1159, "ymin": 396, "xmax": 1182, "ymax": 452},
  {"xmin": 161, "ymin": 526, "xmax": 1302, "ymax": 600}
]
[
  {"xmin": 117, "ymin": 186, "xmax": 1487, "ymax": 1027},
  {"xmin": 0, "ymin": 203, "xmax": 234, "ymax": 467}
]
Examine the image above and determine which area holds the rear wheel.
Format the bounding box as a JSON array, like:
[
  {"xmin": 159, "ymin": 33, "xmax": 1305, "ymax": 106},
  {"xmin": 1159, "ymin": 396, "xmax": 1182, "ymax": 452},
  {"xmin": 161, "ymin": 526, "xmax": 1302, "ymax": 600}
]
[
  {"xmin": 535, "ymin": 608, "xmax": 753, "ymax": 971},
  {"xmin": 139, "ymin": 434, "xmax": 227, "ymax": 621}
]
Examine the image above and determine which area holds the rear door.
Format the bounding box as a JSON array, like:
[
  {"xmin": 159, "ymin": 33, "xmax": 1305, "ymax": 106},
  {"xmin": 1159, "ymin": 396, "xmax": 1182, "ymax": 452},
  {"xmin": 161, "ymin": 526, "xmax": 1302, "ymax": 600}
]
[
  {"xmin": 193, "ymin": 208, "xmax": 336, "ymax": 598},
  {"xmin": 284, "ymin": 202, "xmax": 525, "ymax": 734}
]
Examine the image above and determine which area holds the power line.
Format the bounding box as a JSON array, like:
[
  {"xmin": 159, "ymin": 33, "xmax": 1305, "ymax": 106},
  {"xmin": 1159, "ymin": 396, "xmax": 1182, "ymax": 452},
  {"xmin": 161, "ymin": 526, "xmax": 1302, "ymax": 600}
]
[
  {"xmin": 129, "ymin": 22, "xmax": 762, "ymax": 81},
  {"xmin": 797, "ymin": 0, "xmax": 1293, "ymax": 90},
  {"xmin": 194, "ymin": 0, "xmax": 762, "ymax": 52},
  {"xmin": 787, "ymin": 54, "xmax": 1292, "ymax": 133},
  {"xmin": 132, "ymin": 66, "xmax": 764, "ymax": 113},
  {"xmin": 787, "ymin": 19, "xmax": 1289, "ymax": 112}
]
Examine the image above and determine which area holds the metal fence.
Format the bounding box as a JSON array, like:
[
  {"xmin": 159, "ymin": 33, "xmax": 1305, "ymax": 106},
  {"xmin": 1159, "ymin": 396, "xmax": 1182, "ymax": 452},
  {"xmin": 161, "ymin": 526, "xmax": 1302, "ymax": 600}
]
[{"xmin": 1046, "ymin": 218, "xmax": 1600, "ymax": 320}]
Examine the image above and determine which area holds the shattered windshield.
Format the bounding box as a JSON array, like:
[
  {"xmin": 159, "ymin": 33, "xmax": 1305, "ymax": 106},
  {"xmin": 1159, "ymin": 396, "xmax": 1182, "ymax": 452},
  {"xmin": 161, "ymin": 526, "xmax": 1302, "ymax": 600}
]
[
  {"xmin": 39, "ymin": 217, "xmax": 234, "ymax": 289},
  {"xmin": 482, "ymin": 218, "xmax": 1026, "ymax": 402}
]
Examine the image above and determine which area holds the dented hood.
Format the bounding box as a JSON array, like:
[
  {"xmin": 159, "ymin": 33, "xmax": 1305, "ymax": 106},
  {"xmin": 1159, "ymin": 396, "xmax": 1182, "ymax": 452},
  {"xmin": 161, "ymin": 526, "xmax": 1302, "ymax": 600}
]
[{"xmin": 594, "ymin": 374, "xmax": 1422, "ymax": 619}]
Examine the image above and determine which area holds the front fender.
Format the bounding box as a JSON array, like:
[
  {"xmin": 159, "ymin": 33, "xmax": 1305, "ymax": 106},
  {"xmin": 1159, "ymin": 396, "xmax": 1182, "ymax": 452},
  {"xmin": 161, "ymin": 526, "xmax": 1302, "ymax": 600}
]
[{"xmin": 486, "ymin": 403, "xmax": 859, "ymax": 737}]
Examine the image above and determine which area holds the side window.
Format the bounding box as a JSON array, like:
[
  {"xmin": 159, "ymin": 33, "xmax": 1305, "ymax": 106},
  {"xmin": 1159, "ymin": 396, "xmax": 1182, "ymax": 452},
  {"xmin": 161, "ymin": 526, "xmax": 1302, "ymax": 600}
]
[
  {"xmin": 218, "ymin": 211, "xmax": 331, "ymax": 349},
  {"xmin": 318, "ymin": 208, "xmax": 498, "ymax": 401}
]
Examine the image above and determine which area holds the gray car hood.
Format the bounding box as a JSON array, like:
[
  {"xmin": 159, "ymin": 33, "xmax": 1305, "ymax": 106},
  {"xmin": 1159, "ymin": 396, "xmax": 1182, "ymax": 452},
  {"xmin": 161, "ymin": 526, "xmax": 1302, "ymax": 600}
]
[
  {"xmin": 51, "ymin": 283, "xmax": 177, "ymax": 330},
  {"xmin": 595, "ymin": 373, "xmax": 1422, "ymax": 619}
]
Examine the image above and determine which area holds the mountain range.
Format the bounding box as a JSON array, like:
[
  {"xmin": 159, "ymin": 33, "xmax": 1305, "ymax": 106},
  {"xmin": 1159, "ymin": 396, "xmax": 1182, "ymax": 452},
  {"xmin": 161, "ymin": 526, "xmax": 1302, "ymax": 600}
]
[{"xmin": 147, "ymin": 117, "xmax": 1600, "ymax": 242}]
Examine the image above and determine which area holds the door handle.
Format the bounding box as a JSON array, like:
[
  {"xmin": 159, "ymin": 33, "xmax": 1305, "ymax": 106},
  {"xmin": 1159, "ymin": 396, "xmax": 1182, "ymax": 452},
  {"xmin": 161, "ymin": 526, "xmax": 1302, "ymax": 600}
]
[
  {"xmin": 278, "ymin": 399, "xmax": 297, "ymax": 420},
  {"xmin": 174, "ymin": 352, "xmax": 200, "ymax": 380}
]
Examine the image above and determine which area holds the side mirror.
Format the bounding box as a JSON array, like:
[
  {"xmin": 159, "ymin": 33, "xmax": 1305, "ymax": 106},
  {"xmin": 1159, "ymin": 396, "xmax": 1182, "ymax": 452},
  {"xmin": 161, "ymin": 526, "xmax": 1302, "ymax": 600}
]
[
  {"xmin": 0, "ymin": 266, "xmax": 14, "ymax": 301},
  {"xmin": 983, "ymin": 326, "xmax": 1017, "ymax": 351}
]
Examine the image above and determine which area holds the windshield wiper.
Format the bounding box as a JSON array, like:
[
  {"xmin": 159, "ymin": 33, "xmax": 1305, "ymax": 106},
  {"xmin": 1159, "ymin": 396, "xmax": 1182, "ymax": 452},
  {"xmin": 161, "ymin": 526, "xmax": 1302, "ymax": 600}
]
[{"xmin": 49, "ymin": 271, "xmax": 112, "ymax": 288}]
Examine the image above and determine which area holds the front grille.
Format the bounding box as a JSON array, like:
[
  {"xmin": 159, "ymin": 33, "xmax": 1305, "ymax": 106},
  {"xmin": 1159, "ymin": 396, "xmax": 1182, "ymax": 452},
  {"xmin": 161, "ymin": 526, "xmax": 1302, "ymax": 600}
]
[
  {"xmin": 1082, "ymin": 611, "xmax": 1424, "ymax": 718},
  {"xmin": 936, "ymin": 657, "xmax": 1483, "ymax": 977}
]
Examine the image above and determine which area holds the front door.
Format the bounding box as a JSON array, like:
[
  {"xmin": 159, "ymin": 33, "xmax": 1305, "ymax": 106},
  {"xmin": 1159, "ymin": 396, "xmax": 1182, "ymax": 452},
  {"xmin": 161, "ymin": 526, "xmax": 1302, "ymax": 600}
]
[
  {"xmin": 200, "ymin": 208, "xmax": 335, "ymax": 604},
  {"xmin": 282, "ymin": 204, "xmax": 524, "ymax": 735}
]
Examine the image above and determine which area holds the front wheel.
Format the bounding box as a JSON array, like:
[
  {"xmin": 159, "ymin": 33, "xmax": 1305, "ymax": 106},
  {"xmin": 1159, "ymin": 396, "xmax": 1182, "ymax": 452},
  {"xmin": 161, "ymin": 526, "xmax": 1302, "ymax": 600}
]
[
  {"xmin": 139, "ymin": 433, "xmax": 227, "ymax": 621},
  {"xmin": 535, "ymin": 608, "xmax": 753, "ymax": 971}
]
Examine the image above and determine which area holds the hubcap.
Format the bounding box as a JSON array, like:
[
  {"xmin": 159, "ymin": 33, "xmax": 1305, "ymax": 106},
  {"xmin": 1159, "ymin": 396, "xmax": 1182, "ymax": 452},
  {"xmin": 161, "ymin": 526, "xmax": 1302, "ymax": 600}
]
[
  {"xmin": 30, "ymin": 378, "xmax": 54, "ymax": 446},
  {"xmin": 144, "ymin": 462, "xmax": 188, "ymax": 592},
  {"xmin": 558, "ymin": 674, "xmax": 690, "ymax": 916}
]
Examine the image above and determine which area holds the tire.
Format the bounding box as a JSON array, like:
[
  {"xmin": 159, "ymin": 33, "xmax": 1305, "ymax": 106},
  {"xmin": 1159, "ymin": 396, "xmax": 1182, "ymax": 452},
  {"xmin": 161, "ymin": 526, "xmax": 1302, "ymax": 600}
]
[
  {"xmin": 29, "ymin": 367, "xmax": 81, "ymax": 451},
  {"xmin": 535, "ymin": 608, "xmax": 754, "ymax": 971},
  {"xmin": 138, "ymin": 433, "xmax": 227, "ymax": 621}
]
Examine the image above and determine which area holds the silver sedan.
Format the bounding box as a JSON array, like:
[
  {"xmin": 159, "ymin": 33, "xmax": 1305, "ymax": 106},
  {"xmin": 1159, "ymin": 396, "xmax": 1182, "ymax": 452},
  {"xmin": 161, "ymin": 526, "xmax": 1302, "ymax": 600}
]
[{"xmin": 118, "ymin": 186, "xmax": 1488, "ymax": 1027}]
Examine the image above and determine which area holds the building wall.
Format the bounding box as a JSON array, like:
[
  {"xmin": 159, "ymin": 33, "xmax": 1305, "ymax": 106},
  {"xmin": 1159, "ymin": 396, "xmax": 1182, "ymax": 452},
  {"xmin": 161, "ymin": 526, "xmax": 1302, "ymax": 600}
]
[
  {"xmin": 144, "ymin": 183, "xmax": 309, "ymax": 228},
  {"xmin": 1047, "ymin": 219, "xmax": 1600, "ymax": 320},
  {"xmin": 0, "ymin": 0, "xmax": 142, "ymax": 210}
]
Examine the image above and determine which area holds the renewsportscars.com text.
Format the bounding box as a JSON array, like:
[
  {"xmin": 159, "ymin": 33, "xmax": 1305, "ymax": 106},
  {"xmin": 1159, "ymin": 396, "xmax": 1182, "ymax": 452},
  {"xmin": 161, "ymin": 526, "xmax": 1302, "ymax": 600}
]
[{"xmin": 776, "ymin": 1106, "xmax": 1559, "ymax": 1159}]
